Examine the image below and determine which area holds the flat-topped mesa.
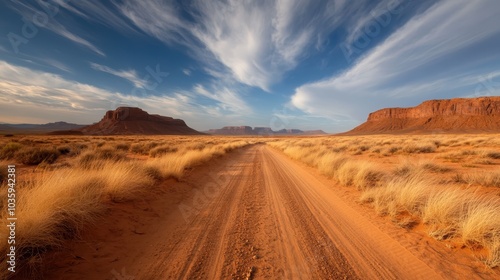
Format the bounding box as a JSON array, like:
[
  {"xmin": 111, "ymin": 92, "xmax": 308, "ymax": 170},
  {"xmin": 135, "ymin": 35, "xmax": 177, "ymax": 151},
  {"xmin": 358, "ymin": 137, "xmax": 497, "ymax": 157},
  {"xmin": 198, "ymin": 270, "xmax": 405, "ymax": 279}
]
[
  {"xmin": 206, "ymin": 126, "xmax": 326, "ymax": 135},
  {"xmin": 368, "ymin": 97, "xmax": 500, "ymax": 122},
  {"xmin": 346, "ymin": 97, "xmax": 500, "ymax": 134},
  {"xmin": 80, "ymin": 107, "xmax": 201, "ymax": 135},
  {"xmin": 103, "ymin": 107, "xmax": 148, "ymax": 121},
  {"xmin": 101, "ymin": 107, "xmax": 186, "ymax": 125},
  {"xmin": 208, "ymin": 126, "xmax": 254, "ymax": 135}
]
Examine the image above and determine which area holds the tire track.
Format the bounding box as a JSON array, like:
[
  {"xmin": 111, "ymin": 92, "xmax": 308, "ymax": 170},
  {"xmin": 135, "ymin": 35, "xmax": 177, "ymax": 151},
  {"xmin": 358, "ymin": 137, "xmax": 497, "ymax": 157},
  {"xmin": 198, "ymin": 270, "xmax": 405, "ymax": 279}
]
[{"xmin": 132, "ymin": 144, "xmax": 442, "ymax": 279}]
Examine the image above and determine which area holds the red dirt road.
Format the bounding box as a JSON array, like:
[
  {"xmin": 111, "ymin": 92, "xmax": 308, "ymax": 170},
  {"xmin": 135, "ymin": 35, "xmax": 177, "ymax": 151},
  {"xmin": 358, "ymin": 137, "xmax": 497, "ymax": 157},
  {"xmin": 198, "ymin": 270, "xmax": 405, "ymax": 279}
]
[{"xmin": 46, "ymin": 145, "xmax": 444, "ymax": 279}]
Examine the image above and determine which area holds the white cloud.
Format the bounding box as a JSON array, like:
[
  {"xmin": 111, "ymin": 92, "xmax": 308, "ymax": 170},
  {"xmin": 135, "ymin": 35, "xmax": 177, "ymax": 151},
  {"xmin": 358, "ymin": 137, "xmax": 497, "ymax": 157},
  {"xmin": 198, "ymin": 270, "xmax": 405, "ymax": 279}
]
[
  {"xmin": 193, "ymin": 84, "xmax": 252, "ymax": 116},
  {"xmin": 113, "ymin": 0, "xmax": 362, "ymax": 91},
  {"xmin": 183, "ymin": 68, "xmax": 191, "ymax": 76},
  {"xmin": 53, "ymin": 0, "xmax": 139, "ymax": 35},
  {"xmin": 90, "ymin": 62, "xmax": 148, "ymax": 88},
  {"xmin": 291, "ymin": 0, "xmax": 500, "ymax": 127},
  {"xmin": 41, "ymin": 58, "xmax": 71, "ymax": 72},
  {"xmin": 0, "ymin": 60, "xmax": 253, "ymax": 129}
]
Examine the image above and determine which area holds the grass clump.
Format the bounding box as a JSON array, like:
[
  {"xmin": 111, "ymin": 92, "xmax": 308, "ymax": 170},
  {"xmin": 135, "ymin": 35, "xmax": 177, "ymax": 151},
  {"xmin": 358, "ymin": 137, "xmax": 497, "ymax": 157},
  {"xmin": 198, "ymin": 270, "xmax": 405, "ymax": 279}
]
[
  {"xmin": 78, "ymin": 148, "xmax": 126, "ymax": 167},
  {"xmin": 17, "ymin": 147, "xmax": 60, "ymax": 165},
  {"xmin": 0, "ymin": 142, "xmax": 23, "ymax": 159},
  {"xmin": 149, "ymin": 145, "xmax": 178, "ymax": 158},
  {"xmin": 57, "ymin": 146, "xmax": 71, "ymax": 155}
]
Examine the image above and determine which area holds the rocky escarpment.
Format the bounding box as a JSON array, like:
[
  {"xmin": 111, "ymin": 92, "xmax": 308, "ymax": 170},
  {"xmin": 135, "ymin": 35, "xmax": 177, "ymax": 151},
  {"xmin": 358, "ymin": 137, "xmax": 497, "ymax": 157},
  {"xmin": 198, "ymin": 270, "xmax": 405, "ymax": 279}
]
[
  {"xmin": 347, "ymin": 97, "xmax": 500, "ymax": 134},
  {"xmin": 207, "ymin": 126, "xmax": 326, "ymax": 135},
  {"xmin": 79, "ymin": 107, "xmax": 202, "ymax": 135}
]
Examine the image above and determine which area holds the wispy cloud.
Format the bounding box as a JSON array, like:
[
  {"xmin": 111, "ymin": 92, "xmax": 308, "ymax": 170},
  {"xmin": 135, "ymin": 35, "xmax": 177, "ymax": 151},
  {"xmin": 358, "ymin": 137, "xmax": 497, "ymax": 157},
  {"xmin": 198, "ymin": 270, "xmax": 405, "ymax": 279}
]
[
  {"xmin": 41, "ymin": 58, "xmax": 71, "ymax": 72},
  {"xmin": 90, "ymin": 62, "xmax": 147, "ymax": 88},
  {"xmin": 5, "ymin": 1, "xmax": 105, "ymax": 56},
  {"xmin": 291, "ymin": 0, "xmax": 500, "ymax": 129},
  {"xmin": 193, "ymin": 84, "xmax": 252, "ymax": 116},
  {"xmin": 0, "ymin": 60, "xmax": 253, "ymax": 128},
  {"xmin": 106, "ymin": 0, "xmax": 364, "ymax": 91},
  {"xmin": 183, "ymin": 68, "xmax": 191, "ymax": 76},
  {"xmin": 53, "ymin": 0, "xmax": 139, "ymax": 34}
]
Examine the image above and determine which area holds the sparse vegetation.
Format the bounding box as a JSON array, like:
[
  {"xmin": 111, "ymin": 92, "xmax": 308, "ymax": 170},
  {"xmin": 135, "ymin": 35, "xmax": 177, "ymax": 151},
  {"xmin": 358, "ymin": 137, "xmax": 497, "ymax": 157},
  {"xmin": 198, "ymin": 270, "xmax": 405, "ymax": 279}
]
[
  {"xmin": 0, "ymin": 135, "xmax": 254, "ymax": 278},
  {"xmin": 16, "ymin": 147, "xmax": 60, "ymax": 165},
  {"xmin": 269, "ymin": 134, "xmax": 500, "ymax": 267},
  {"xmin": 1, "ymin": 133, "xmax": 499, "ymax": 275},
  {"xmin": 0, "ymin": 142, "xmax": 23, "ymax": 159}
]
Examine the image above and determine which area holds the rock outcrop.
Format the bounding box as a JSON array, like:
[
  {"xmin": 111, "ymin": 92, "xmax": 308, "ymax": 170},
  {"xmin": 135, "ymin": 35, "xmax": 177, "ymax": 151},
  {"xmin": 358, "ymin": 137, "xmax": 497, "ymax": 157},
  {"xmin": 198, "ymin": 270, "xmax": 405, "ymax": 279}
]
[
  {"xmin": 79, "ymin": 107, "xmax": 202, "ymax": 135},
  {"xmin": 346, "ymin": 97, "xmax": 500, "ymax": 134},
  {"xmin": 207, "ymin": 126, "xmax": 254, "ymax": 135},
  {"xmin": 207, "ymin": 126, "xmax": 326, "ymax": 135}
]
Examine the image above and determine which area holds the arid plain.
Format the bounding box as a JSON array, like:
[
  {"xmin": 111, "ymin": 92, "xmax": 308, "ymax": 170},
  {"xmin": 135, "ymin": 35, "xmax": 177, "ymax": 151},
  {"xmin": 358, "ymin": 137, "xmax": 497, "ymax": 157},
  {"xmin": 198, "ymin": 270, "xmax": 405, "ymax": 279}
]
[{"xmin": 1, "ymin": 133, "xmax": 499, "ymax": 279}]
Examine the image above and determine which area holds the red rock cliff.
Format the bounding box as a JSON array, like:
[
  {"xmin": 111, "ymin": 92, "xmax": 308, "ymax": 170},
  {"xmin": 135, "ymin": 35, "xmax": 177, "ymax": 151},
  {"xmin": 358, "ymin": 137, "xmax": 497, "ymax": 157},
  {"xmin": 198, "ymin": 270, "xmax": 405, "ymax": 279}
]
[
  {"xmin": 80, "ymin": 107, "xmax": 202, "ymax": 135},
  {"xmin": 347, "ymin": 97, "xmax": 500, "ymax": 134}
]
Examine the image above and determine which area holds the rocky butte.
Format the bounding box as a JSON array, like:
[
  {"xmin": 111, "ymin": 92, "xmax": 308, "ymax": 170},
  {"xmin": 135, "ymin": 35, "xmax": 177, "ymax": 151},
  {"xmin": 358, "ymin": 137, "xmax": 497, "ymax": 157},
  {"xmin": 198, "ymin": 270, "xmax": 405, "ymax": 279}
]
[
  {"xmin": 79, "ymin": 107, "xmax": 202, "ymax": 135},
  {"xmin": 346, "ymin": 97, "xmax": 500, "ymax": 134},
  {"xmin": 207, "ymin": 126, "xmax": 326, "ymax": 135}
]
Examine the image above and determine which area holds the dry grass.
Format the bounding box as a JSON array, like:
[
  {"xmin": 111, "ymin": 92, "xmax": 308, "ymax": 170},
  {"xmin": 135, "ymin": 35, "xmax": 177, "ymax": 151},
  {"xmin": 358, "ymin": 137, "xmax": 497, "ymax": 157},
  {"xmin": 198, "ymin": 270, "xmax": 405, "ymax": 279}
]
[
  {"xmin": 0, "ymin": 135, "xmax": 254, "ymax": 277},
  {"xmin": 16, "ymin": 147, "xmax": 60, "ymax": 165},
  {"xmin": 269, "ymin": 134, "xmax": 500, "ymax": 267}
]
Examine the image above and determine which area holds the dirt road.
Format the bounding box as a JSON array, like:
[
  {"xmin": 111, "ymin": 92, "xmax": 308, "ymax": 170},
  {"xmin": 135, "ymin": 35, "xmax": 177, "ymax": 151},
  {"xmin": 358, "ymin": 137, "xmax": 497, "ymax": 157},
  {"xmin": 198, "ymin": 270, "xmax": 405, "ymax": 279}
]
[
  {"xmin": 125, "ymin": 145, "xmax": 440, "ymax": 279},
  {"xmin": 46, "ymin": 144, "xmax": 443, "ymax": 279}
]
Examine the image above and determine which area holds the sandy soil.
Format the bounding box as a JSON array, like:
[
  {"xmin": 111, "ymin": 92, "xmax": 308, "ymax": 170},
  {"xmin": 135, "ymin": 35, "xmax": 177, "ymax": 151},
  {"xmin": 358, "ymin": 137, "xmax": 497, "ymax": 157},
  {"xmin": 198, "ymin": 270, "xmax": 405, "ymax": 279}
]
[{"xmin": 40, "ymin": 145, "xmax": 498, "ymax": 279}]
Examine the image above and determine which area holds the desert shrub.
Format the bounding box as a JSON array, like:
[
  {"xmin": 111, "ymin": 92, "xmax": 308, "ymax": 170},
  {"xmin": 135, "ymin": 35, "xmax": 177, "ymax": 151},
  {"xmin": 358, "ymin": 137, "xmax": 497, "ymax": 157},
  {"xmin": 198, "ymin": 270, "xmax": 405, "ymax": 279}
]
[
  {"xmin": 332, "ymin": 145, "xmax": 348, "ymax": 153},
  {"xmin": 0, "ymin": 162, "xmax": 7, "ymax": 185},
  {"xmin": 115, "ymin": 143, "xmax": 130, "ymax": 151},
  {"xmin": 460, "ymin": 197, "xmax": 500, "ymax": 249},
  {"xmin": 182, "ymin": 142, "xmax": 207, "ymax": 151},
  {"xmin": 16, "ymin": 148, "xmax": 60, "ymax": 165},
  {"xmin": 361, "ymin": 171, "xmax": 433, "ymax": 217},
  {"xmin": 0, "ymin": 142, "xmax": 23, "ymax": 159},
  {"xmin": 67, "ymin": 143, "xmax": 88, "ymax": 156},
  {"xmin": 420, "ymin": 162, "xmax": 452, "ymax": 173},
  {"xmin": 485, "ymin": 151, "xmax": 500, "ymax": 160},
  {"xmin": 149, "ymin": 145, "xmax": 178, "ymax": 158},
  {"xmin": 95, "ymin": 141, "xmax": 105, "ymax": 147},
  {"xmin": 467, "ymin": 171, "xmax": 500, "ymax": 187},
  {"xmin": 57, "ymin": 146, "xmax": 71, "ymax": 155},
  {"xmin": 358, "ymin": 145, "xmax": 370, "ymax": 152},
  {"xmin": 78, "ymin": 148, "xmax": 125, "ymax": 168},
  {"xmin": 317, "ymin": 153, "xmax": 348, "ymax": 177},
  {"xmin": 402, "ymin": 143, "xmax": 436, "ymax": 153},
  {"xmin": 352, "ymin": 162, "xmax": 385, "ymax": 190},
  {"xmin": 100, "ymin": 161, "xmax": 155, "ymax": 202},
  {"xmin": 388, "ymin": 146, "xmax": 400, "ymax": 153},
  {"xmin": 423, "ymin": 189, "xmax": 468, "ymax": 240},
  {"xmin": 143, "ymin": 165, "xmax": 163, "ymax": 181},
  {"xmin": 131, "ymin": 142, "xmax": 159, "ymax": 154}
]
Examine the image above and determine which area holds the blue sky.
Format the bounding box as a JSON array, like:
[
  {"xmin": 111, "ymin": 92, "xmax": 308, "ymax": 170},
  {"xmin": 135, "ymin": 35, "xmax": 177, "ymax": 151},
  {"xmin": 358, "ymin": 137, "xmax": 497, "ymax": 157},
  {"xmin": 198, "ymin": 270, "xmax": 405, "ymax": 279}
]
[{"xmin": 0, "ymin": 0, "xmax": 499, "ymax": 132}]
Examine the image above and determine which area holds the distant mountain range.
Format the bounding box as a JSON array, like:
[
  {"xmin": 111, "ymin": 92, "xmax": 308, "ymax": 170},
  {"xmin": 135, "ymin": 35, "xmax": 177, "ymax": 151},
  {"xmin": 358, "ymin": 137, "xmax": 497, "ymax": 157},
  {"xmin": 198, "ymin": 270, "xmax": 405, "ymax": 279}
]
[
  {"xmin": 206, "ymin": 126, "xmax": 327, "ymax": 135},
  {"xmin": 0, "ymin": 108, "xmax": 204, "ymax": 135},
  {"xmin": 0, "ymin": 121, "xmax": 86, "ymax": 134},
  {"xmin": 0, "ymin": 109, "xmax": 327, "ymax": 136}
]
